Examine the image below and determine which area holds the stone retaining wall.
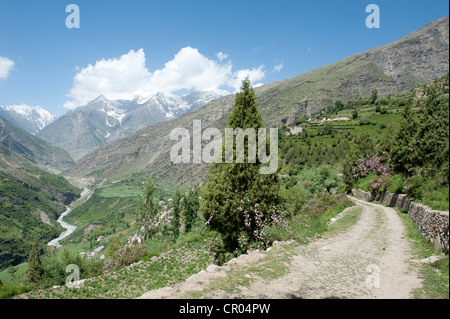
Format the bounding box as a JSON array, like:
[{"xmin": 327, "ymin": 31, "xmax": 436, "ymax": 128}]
[
  {"xmin": 352, "ymin": 189, "xmax": 449, "ymax": 254},
  {"xmin": 351, "ymin": 189, "xmax": 373, "ymax": 201}
]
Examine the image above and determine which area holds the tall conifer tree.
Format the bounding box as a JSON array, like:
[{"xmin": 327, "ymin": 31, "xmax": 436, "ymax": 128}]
[
  {"xmin": 25, "ymin": 243, "xmax": 45, "ymax": 286},
  {"xmin": 200, "ymin": 78, "xmax": 281, "ymax": 252}
]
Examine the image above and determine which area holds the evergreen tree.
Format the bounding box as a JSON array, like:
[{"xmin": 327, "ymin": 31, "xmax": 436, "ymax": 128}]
[
  {"xmin": 370, "ymin": 89, "xmax": 378, "ymax": 105},
  {"xmin": 352, "ymin": 132, "xmax": 375, "ymax": 159},
  {"xmin": 171, "ymin": 190, "xmax": 182, "ymax": 238},
  {"xmin": 137, "ymin": 176, "xmax": 159, "ymax": 240},
  {"xmin": 200, "ymin": 78, "xmax": 281, "ymax": 252},
  {"xmin": 380, "ymin": 105, "xmax": 417, "ymax": 174},
  {"xmin": 25, "ymin": 243, "xmax": 45, "ymax": 286},
  {"xmin": 415, "ymin": 83, "xmax": 449, "ymax": 169},
  {"xmin": 182, "ymin": 186, "xmax": 200, "ymax": 233}
]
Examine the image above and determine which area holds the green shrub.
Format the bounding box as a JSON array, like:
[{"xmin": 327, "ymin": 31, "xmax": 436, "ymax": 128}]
[
  {"xmin": 140, "ymin": 253, "xmax": 160, "ymax": 262},
  {"xmin": 0, "ymin": 284, "xmax": 31, "ymax": 299},
  {"xmin": 105, "ymin": 238, "xmax": 122, "ymax": 259},
  {"xmin": 386, "ymin": 174, "xmax": 405, "ymax": 194},
  {"xmin": 403, "ymin": 168, "xmax": 449, "ymax": 211},
  {"xmin": 353, "ymin": 173, "xmax": 377, "ymax": 192},
  {"xmin": 280, "ymin": 184, "xmax": 307, "ymax": 215},
  {"xmin": 358, "ymin": 118, "xmax": 371, "ymax": 126},
  {"xmin": 103, "ymin": 244, "xmax": 150, "ymax": 273},
  {"xmin": 113, "ymin": 245, "xmax": 149, "ymax": 267},
  {"xmin": 298, "ymin": 165, "xmax": 342, "ymax": 196},
  {"xmin": 42, "ymin": 248, "xmax": 104, "ymax": 287}
]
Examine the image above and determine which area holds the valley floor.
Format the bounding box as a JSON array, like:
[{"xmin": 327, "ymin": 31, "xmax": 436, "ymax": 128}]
[{"xmin": 140, "ymin": 197, "xmax": 423, "ymax": 299}]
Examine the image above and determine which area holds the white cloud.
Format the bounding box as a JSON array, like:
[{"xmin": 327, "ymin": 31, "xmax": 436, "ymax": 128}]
[
  {"xmin": 273, "ymin": 63, "xmax": 284, "ymax": 73},
  {"xmin": 64, "ymin": 47, "xmax": 266, "ymax": 108},
  {"xmin": 64, "ymin": 49, "xmax": 151, "ymax": 108},
  {"xmin": 0, "ymin": 57, "xmax": 15, "ymax": 79},
  {"xmin": 226, "ymin": 66, "xmax": 266, "ymax": 93},
  {"xmin": 146, "ymin": 47, "xmax": 233, "ymax": 94},
  {"xmin": 216, "ymin": 52, "xmax": 229, "ymax": 62}
]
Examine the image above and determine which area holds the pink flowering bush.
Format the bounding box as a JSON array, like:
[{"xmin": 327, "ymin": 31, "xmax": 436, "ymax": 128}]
[
  {"xmin": 235, "ymin": 198, "xmax": 290, "ymax": 252},
  {"xmin": 351, "ymin": 154, "xmax": 393, "ymax": 197},
  {"xmin": 237, "ymin": 199, "xmax": 291, "ymax": 251},
  {"xmin": 204, "ymin": 197, "xmax": 291, "ymax": 264},
  {"xmin": 352, "ymin": 154, "xmax": 391, "ymax": 180}
]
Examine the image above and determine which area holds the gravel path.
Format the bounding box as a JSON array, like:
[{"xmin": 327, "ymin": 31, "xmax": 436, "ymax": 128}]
[{"xmin": 140, "ymin": 196, "xmax": 423, "ymax": 299}]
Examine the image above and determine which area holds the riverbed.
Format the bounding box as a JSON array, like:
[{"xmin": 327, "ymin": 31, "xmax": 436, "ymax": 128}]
[{"xmin": 47, "ymin": 188, "xmax": 90, "ymax": 247}]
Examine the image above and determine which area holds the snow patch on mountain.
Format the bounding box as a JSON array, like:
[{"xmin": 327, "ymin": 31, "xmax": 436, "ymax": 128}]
[{"xmin": 0, "ymin": 104, "xmax": 56, "ymax": 134}]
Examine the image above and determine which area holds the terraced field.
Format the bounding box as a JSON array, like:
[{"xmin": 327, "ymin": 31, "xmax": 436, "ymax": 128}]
[{"xmin": 15, "ymin": 238, "xmax": 214, "ymax": 299}]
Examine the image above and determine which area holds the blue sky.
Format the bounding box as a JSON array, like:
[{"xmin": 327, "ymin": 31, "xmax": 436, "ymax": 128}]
[{"xmin": 0, "ymin": 0, "xmax": 448, "ymax": 115}]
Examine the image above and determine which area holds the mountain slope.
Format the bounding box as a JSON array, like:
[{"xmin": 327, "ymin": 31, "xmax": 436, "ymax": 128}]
[
  {"xmin": 38, "ymin": 90, "xmax": 228, "ymax": 161},
  {"xmin": 0, "ymin": 116, "xmax": 75, "ymax": 172},
  {"xmin": 256, "ymin": 16, "xmax": 449, "ymax": 123},
  {"xmin": 0, "ymin": 104, "xmax": 56, "ymax": 135},
  {"xmin": 0, "ymin": 143, "xmax": 81, "ymax": 269},
  {"xmin": 65, "ymin": 16, "xmax": 449, "ymax": 189}
]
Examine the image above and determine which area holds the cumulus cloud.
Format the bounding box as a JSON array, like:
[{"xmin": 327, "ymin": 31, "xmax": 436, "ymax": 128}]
[
  {"xmin": 146, "ymin": 47, "xmax": 233, "ymax": 94},
  {"xmin": 64, "ymin": 49, "xmax": 151, "ymax": 108},
  {"xmin": 0, "ymin": 57, "xmax": 15, "ymax": 79},
  {"xmin": 216, "ymin": 52, "xmax": 229, "ymax": 61},
  {"xmin": 226, "ymin": 66, "xmax": 266, "ymax": 92},
  {"xmin": 64, "ymin": 47, "xmax": 266, "ymax": 108},
  {"xmin": 273, "ymin": 63, "xmax": 284, "ymax": 73}
]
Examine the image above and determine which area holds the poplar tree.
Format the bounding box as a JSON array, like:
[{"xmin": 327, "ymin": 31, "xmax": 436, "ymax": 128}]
[
  {"xmin": 183, "ymin": 186, "xmax": 200, "ymax": 233},
  {"xmin": 137, "ymin": 176, "xmax": 159, "ymax": 240},
  {"xmin": 171, "ymin": 190, "xmax": 182, "ymax": 238},
  {"xmin": 200, "ymin": 78, "xmax": 281, "ymax": 253}
]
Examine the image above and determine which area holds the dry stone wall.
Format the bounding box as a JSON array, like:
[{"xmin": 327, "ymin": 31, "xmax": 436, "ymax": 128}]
[
  {"xmin": 352, "ymin": 189, "xmax": 449, "ymax": 254},
  {"xmin": 351, "ymin": 189, "xmax": 373, "ymax": 201}
]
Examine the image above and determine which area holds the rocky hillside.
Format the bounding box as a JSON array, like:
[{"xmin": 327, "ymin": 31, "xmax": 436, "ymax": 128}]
[
  {"xmin": 256, "ymin": 16, "xmax": 449, "ymax": 124},
  {"xmin": 0, "ymin": 116, "xmax": 75, "ymax": 172},
  {"xmin": 64, "ymin": 16, "xmax": 449, "ymax": 188}
]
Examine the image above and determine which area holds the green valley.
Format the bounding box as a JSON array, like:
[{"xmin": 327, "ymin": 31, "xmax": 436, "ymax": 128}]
[{"xmin": 1, "ymin": 15, "xmax": 448, "ymax": 301}]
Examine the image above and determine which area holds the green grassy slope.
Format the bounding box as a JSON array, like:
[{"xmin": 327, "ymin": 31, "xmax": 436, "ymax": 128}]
[
  {"xmin": 0, "ymin": 150, "xmax": 81, "ymax": 269},
  {"xmin": 0, "ymin": 116, "xmax": 75, "ymax": 172}
]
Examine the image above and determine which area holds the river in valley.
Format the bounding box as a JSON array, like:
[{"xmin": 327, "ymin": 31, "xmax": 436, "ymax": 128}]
[{"xmin": 47, "ymin": 188, "xmax": 90, "ymax": 248}]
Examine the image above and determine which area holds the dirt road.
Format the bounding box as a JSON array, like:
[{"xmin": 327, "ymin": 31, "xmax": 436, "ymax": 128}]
[{"xmin": 140, "ymin": 196, "xmax": 423, "ymax": 299}]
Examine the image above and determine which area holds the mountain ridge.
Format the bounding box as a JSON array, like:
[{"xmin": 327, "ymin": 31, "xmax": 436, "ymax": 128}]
[
  {"xmin": 0, "ymin": 116, "xmax": 75, "ymax": 172},
  {"xmin": 0, "ymin": 104, "xmax": 56, "ymax": 135},
  {"xmin": 64, "ymin": 16, "xmax": 449, "ymax": 189},
  {"xmin": 38, "ymin": 90, "xmax": 229, "ymax": 161}
]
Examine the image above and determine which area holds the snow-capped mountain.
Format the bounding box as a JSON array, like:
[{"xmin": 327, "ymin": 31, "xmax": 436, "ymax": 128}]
[
  {"xmin": 38, "ymin": 90, "xmax": 229, "ymax": 161},
  {"xmin": 0, "ymin": 104, "xmax": 56, "ymax": 134}
]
